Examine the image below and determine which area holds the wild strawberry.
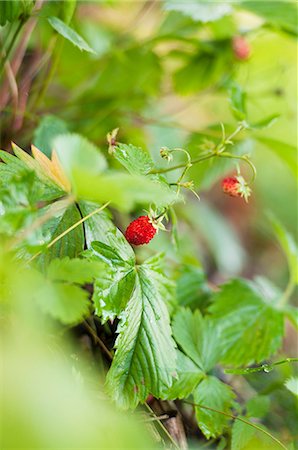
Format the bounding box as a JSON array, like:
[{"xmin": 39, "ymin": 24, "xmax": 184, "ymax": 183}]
[
  {"xmin": 232, "ymin": 36, "xmax": 250, "ymax": 60},
  {"xmin": 222, "ymin": 175, "xmax": 251, "ymax": 202},
  {"xmin": 125, "ymin": 215, "xmax": 157, "ymax": 245}
]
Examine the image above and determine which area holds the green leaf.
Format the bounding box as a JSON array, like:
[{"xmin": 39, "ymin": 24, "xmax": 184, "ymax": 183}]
[
  {"xmin": 248, "ymin": 115, "xmax": 279, "ymax": 130},
  {"xmin": 173, "ymin": 308, "xmax": 221, "ymax": 372},
  {"xmin": 46, "ymin": 257, "xmax": 104, "ymax": 284},
  {"xmin": 229, "ymin": 82, "xmax": 246, "ymax": 121},
  {"xmin": 105, "ymin": 255, "xmax": 176, "ymax": 409},
  {"xmin": 255, "ymin": 137, "xmax": 297, "ymax": 178},
  {"xmin": 37, "ymin": 202, "xmax": 84, "ymax": 270},
  {"xmin": 78, "ymin": 201, "xmax": 134, "ymax": 262},
  {"xmin": 113, "ymin": 143, "xmax": 155, "ymax": 176},
  {"xmin": 176, "ymin": 263, "xmax": 210, "ymax": 308},
  {"xmin": 73, "ymin": 170, "xmax": 178, "ymax": 211},
  {"xmin": 93, "ymin": 264, "xmax": 136, "ymax": 324},
  {"xmin": 246, "ymin": 396, "xmax": 270, "ymax": 419},
  {"xmin": 53, "ymin": 133, "xmax": 107, "ymax": 181},
  {"xmin": 209, "ymin": 279, "xmax": 284, "ymax": 366},
  {"xmin": 231, "ymin": 418, "xmax": 255, "ymax": 450},
  {"xmin": 240, "ymin": 1, "xmax": 298, "ymax": 35},
  {"xmin": 88, "ymin": 241, "xmax": 136, "ymax": 323},
  {"xmin": 194, "ymin": 376, "xmax": 235, "ymax": 439},
  {"xmin": 270, "ymin": 215, "xmax": 298, "ymax": 286},
  {"xmin": 284, "ymin": 306, "xmax": 298, "ymax": 330},
  {"xmin": 0, "ymin": 149, "xmax": 64, "ymax": 203},
  {"xmin": 166, "ymin": 350, "xmax": 203, "ymax": 400},
  {"xmin": 285, "ymin": 377, "xmax": 298, "ymax": 398},
  {"xmin": 0, "ymin": 0, "xmax": 33, "ymax": 25},
  {"xmin": 47, "ymin": 16, "xmax": 96, "ymax": 53},
  {"xmin": 33, "ymin": 115, "xmax": 68, "ymax": 158},
  {"xmin": 91, "ymin": 241, "xmax": 125, "ymax": 265},
  {"xmin": 164, "ymin": 2, "xmax": 233, "ymax": 23},
  {"xmin": 37, "ymin": 282, "xmax": 90, "ymax": 325}
]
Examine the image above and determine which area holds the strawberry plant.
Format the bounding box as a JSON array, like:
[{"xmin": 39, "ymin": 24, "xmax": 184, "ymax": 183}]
[{"xmin": 1, "ymin": 1, "xmax": 297, "ymax": 449}]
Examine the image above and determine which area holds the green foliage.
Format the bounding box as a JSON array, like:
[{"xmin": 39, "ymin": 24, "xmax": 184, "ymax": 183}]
[
  {"xmin": 231, "ymin": 419, "xmax": 255, "ymax": 450},
  {"xmin": 240, "ymin": 1, "xmax": 298, "ymax": 35},
  {"xmin": 173, "ymin": 308, "xmax": 221, "ymax": 372},
  {"xmin": 0, "ymin": 0, "xmax": 33, "ymax": 25},
  {"xmin": 166, "ymin": 350, "xmax": 203, "ymax": 399},
  {"xmin": 106, "ymin": 254, "xmax": 177, "ymax": 409},
  {"xmin": 246, "ymin": 396, "xmax": 270, "ymax": 419},
  {"xmin": 209, "ymin": 279, "xmax": 284, "ymax": 366},
  {"xmin": 53, "ymin": 133, "xmax": 107, "ymax": 179},
  {"xmin": 0, "ymin": 2, "xmax": 296, "ymax": 448},
  {"xmin": 47, "ymin": 16, "xmax": 96, "ymax": 53},
  {"xmin": 33, "ymin": 115, "xmax": 69, "ymax": 158},
  {"xmin": 285, "ymin": 377, "xmax": 298, "ymax": 398},
  {"xmin": 194, "ymin": 376, "xmax": 235, "ymax": 439},
  {"xmin": 34, "ymin": 201, "xmax": 84, "ymax": 269}
]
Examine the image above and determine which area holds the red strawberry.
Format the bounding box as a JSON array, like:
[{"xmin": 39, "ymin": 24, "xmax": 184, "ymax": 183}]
[
  {"xmin": 232, "ymin": 36, "xmax": 250, "ymax": 60},
  {"xmin": 222, "ymin": 175, "xmax": 251, "ymax": 202},
  {"xmin": 125, "ymin": 215, "xmax": 157, "ymax": 246},
  {"xmin": 222, "ymin": 177, "xmax": 240, "ymax": 197}
]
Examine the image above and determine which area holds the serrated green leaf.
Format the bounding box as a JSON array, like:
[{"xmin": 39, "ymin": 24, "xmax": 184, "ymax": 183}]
[
  {"xmin": 194, "ymin": 376, "xmax": 235, "ymax": 439},
  {"xmin": 0, "ymin": 150, "xmax": 64, "ymax": 203},
  {"xmin": 246, "ymin": 396, "xmax": 270, "ymax": 419},
  {"xmin": 37, "ymin": 282, "xmax": 90, "ymax": 325},
  {"xmin": 37, "ymin": 202, "xmax": 84, "ymax": 270},
  {"xmin": 47, "ymin": 257, "xmax": 104, "ymax": 284},
  {"xmin": 78, "ymin": 201, "xmax": 134, "ymax": 262},
  {"xmin": 91, "ymin": 241, "xmax": 125, "ymax": 265},
  {"xmin": 33, "ymin": 115, "xmax": 68, "ymax": 158},
  {"xmin": 229, "ymin": 82, "xmax": 246, "ymax": 121},
  {"xmin": 173, "ymin": 308, "xmax": 221, "ymax": 372},
  {"xmin": 209, "ymin": 279, "xmax": 284, "ymax": 366},
  {"xmin": 93, "ymin": 265, "xmax": 136, "ymax": 324},
  {"xmin": 113, "ymin": 143, "xmax": 154, "ymax": 176},
  {"xmin": 47, "ymin": 16, "xmax": 96, "ymax": 54},
  {"xmin": 285, "ymin": 377, "xmax": 298, "ymax": 398},
  {"xmin": 53, "ymin": 133, "xmax": 107, "ymax": 181},
  {"xmin": 231, "ymin": 418, "xmax": 255, "ymax": 450},
  {"xmin": 105, "ymin": 256, "xmax": 176, "ymax": 409},
  {"xmin": 166, "ymin": 350, "xmax": 203, "ymax": 400}
]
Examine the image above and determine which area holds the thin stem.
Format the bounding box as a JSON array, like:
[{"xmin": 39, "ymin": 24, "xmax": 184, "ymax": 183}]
[
  {"xmin": 7, "ymin": 197, "xmax": 74, "ymax": 251},
  {"xmin": 149, "ymin": 153, "xmax": 215, "ymax": 174},
  {"xmin": 224, "ymin": 357, "xmax": 298, "ymax": 375},
  {"xmin": 83, "ymin": 320, "xmax": 113, "ymax": 361},
  {"xmin": 143, "ymin": 403, "xmax": 180, "ymax": 450},
  {"xmin": 29, "ymin": 202, "xmax": 110, "ymax": 263},
  {"xmin": 0, "ymin": 19, "xmax": 25, "ymax": 77},
  {"xmin": 218, "ymin": 152, "xmax": 257, "ymax": 183},
  {"xmin": 183, "ymin": 400, "xmax": 287, "ymax": 450}
]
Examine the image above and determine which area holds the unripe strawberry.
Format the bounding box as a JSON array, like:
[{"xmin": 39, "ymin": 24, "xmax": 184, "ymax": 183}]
[
  {"xmin": 222, "ymin": 175, "xmax": 251, "ymax": 202},
  {"xmin": 232, "ymin": 36, "xmax": 250, "ymax": 60},
  {"xmin": 125, "ymin": 215, "xmax": 157, "ymax": 246}
]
